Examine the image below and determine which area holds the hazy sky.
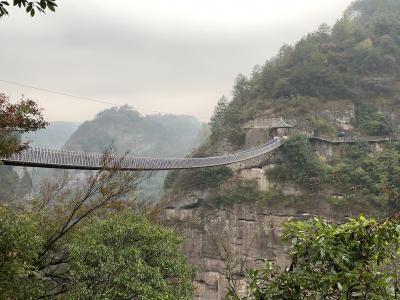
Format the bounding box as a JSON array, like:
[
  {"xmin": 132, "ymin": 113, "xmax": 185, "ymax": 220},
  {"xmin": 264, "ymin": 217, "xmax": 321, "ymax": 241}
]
[{"xmin": 0, "ymin": 0, "xmax": 353, "ymax": 123}]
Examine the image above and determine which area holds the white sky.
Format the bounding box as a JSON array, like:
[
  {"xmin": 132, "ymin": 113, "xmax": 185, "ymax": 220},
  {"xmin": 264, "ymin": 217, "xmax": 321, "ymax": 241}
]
[{"xmin": 0, "ymin": 0, "xmax": 353, "ymax": 123}]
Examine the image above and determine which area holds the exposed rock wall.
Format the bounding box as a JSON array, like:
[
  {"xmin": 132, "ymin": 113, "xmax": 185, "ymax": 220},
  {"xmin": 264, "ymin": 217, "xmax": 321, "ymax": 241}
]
[{"xmin": 166, "ymin": 204, "xmax": 299, "ymax": 299}]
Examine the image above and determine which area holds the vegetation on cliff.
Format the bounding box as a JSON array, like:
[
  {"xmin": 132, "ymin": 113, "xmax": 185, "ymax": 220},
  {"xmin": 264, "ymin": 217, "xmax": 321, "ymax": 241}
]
[
  {"xmin": 266, "ymin": 134, "xmax": 400, "ymax": 215},
  {"xmin": 229, "ymin": 216, "xmax": 400, "ymax": 299}
]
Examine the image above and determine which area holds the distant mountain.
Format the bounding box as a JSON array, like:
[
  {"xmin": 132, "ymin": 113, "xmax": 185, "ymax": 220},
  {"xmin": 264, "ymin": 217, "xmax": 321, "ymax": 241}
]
[
  {"xmin": 64, "ymin": 106, "xmax": 201, "ymax": 157},
  {"xmin": 63, "ymin": 106, "xmax": 203, "ymax": 201}
]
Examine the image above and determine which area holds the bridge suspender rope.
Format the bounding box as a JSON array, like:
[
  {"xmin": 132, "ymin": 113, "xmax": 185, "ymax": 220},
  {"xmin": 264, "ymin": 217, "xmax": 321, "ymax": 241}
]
[{"xmin": 0, "ymin": 137, "xmax": 284, "ymax": 171}]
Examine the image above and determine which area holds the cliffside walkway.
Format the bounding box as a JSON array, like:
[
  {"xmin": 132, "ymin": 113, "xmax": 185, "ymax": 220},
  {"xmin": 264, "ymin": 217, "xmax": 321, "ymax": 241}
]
[
  {"xmin": 309, "ymin": 136, "xmax": 400, "ymax": 144},
  {"xmin": 0, "ymin": 137, "xmax": 283, "ymax": 171}
]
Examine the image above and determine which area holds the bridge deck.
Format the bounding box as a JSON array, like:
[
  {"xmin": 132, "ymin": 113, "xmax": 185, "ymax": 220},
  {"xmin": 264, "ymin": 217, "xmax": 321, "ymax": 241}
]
[{"xmin": 0, "ymin": 137, "xmax": 283, "ymax": 171}]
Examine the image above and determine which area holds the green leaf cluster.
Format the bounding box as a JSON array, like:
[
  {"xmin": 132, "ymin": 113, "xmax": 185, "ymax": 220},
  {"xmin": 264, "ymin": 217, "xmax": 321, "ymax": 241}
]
[
  {"xmin": 0, "ymin": 0, "xmax": 57, "ymax": 18},
  {"xmin": 0, "ymin": 204, "xmax": 44, "ymax": 299}
]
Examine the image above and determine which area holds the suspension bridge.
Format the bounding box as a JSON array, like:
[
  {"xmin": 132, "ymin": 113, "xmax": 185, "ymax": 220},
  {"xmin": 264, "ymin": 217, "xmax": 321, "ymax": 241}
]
[{"xmin": 0, "ymin": 137, "xmax": 283, "ymax": 171}]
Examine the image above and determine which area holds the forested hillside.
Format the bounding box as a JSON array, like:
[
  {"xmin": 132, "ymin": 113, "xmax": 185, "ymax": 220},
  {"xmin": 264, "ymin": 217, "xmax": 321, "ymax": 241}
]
[
  {"xmin": 205, "ymin": 0, "xmax": 400, "ymax": 148},
  {"xmin": 165, "ymin": 0, "xmax": 400, "ymax": 215},
  {"xmin": 64, "ymin": 106, "xmax": 201, "ymax": 156}
]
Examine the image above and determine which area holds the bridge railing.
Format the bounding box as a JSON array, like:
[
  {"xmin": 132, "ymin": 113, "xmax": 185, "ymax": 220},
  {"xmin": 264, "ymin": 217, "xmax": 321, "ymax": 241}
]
[{"xmin": 0, "ymin": 137, "xmax": 283, "ymax": 171}]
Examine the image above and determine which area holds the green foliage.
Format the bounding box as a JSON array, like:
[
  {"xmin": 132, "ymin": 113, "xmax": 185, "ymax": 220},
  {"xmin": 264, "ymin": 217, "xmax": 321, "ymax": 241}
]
[
  {"xmin": 210, "ymin": 180, "xmax": 260, "ymax": 207},
  {"xmin": 226, "ymin": 127, "xmax": 246, "ymax": 146},
  {"xmin": 266, "ymin": 136, "xmax": 400, "ymax": 213},
  {"xmin": 209, "ymin": 95, "xmax": 246, "ymax": 147},
  {"xmin": 267, "ymin": 135, "xmax": 327, "ymax": 191},
  {"xmin": 354, "ymin": 105, "xmax": 393, "ymax": 136},
  {"xmin": 209, "ymin": 96, "xmax": 229, "ymax": 137},
  {"xmin": 0, "ymin": 0, "xmax": 57, "ymax": 18},
  {"xmin": 0, "ymin": 93, "xmax": 48, "ymax": 157},
  {"xmin": 67, "ymin": 212, "xmax": 193, "ymax": 300},
  {"xmin": 165, "ymin": 166, "xmax": 233, "ymax": 191},
  {"xmin": 0, "ymin": 168, "xmax": 193, "ymax": 299},
  {"xmin": 0, "ymin": 205, "xmax": 44, "ymax": 299},
  {"xmin": 207, "ymin": 179, "xmax": 304, "ymax": 208},
  {"xmin": 232, "ymin": 216, "xmax": 400, "ymax": 299},
  {"xmin": 330, "ymin": 142, "xmax": 400, "ymax": 211}
]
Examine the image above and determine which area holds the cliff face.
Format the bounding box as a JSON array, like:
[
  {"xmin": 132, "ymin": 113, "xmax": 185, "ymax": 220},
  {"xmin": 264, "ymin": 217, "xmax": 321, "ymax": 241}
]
[
  {"xmin": 165, "ymin": 198, "xmax": 346, "ymax": 299},
  {"xmin": 166, "ymin": 203, "xmax": 290, "ymax": 299},
  {"xmin": 163, "ymin": 128, "xmax": 393, "ymax": 299}
]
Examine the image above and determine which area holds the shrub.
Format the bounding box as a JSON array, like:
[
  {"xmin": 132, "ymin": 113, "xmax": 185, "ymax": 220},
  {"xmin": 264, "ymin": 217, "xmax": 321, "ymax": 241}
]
[
  {"xmin": 210, "ymin": 179, "xmax": 259, "ymax": 207},
  {"xmin": 230, "ymin": 216, "xmax": 400, "ymax": 299},
  {"xmin": 67, "ymin": 212, "xmax": 194, "ymax": 300},
  {"xmin": 355, "ymin": 105, "xmax": 393, "ymax": 136},
  {"xmin": 267, "ymin": 135, "xmax": 327, "ymax": 191},
  {"xmin": 0, "ymin": 205, "xmax": 44, "ymax": 299},
  {"xmin": 167, "ymin": 166, "xmax": 233, "ymax": 192}
]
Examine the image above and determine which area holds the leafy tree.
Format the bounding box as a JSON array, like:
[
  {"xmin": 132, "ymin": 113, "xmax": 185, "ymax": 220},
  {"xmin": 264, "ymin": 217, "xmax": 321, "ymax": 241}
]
[
  {"xmin": 232, "ymin": 74, "xmax": 251, "ymax": 104},
  {"xmin": 229, "ymin": 216, "xmax": 400, "ymax": 299},
  {"xmin": 0, "ymin": 204, "xmax": 44, "ymax": 299},
  {"xmin": 0, "ymin": 0, "xmax": 57, "ymax": 18},
  {"xmin": 66, "ymin": 212, "xmax": 194, "ymax": 300},
  {"xmin": 0, "ymin": 93, "xmax": 48, "ymax": 157},
  {"xmin": 31, "ymin": 156, "xmax": 143, "ymax": 298},
  {"xmin": 209, "ymin": 96, "xmax": 228, "ymax": 134}
]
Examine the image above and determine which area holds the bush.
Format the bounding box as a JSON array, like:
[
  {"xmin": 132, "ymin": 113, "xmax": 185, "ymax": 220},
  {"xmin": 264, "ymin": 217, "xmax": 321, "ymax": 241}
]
[
  {"xmin": 355, "ymin": 105, "xmax": 393, "ymax": 136},
  {"xmin": 0, "ymin": 205, "xmax": 44, "ymax": 299},
  {"xmin": 267, "ymin": 135, "xmax": 327, "ymax": 191},
  {"xmin": 227, "ymin": 128, "xmax": 246, "ymax": 146},
  {"xmin": 230, "ymin": 216, "xmax": 400, "ymax": 299},
  {"xmin": 210, "ymin": 180, "xmax": 260, "ymax": 207},
  {"xmin": 167, "ymin": 166, "xmax": 233, "ymax": 191},
  {"xmin": 67, "ymin": 212, "xmax": 194, "ymax": 300},
  {"xmin": 329, "ymin": 142, "xmax": 400, "ymax": 211}
]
